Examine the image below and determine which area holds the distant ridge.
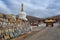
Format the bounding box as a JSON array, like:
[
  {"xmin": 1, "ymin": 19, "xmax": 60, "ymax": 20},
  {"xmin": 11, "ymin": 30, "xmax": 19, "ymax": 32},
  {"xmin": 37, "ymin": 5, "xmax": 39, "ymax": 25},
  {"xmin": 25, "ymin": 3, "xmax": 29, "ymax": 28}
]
[
  {"xmin": 26, "ymin": 15, "xmax": 45, "ymax": 25},
  {"xmin": 46, "ymin": 15, "xmax": 60, "ymax": 20}
]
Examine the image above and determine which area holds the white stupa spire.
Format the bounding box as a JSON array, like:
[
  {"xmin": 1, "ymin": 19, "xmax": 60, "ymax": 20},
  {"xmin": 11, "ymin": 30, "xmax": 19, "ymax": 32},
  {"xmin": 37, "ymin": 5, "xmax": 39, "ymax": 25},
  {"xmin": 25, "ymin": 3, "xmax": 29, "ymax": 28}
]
[
  {"xmin": 19, "ymin": 3, "xmax": 28, "ymax": 21},
  {"xmin": 21, "ymin": 3, "xmax": 24, "ymax": 12}
]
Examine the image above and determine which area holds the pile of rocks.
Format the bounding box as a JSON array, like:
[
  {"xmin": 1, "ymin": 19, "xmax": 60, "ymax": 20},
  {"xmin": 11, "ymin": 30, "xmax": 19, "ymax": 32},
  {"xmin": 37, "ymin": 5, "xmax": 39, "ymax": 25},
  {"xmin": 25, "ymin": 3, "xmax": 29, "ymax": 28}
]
[{"xmin": 0, "ymin": 22, "xmax": 31, "ymax": 40}]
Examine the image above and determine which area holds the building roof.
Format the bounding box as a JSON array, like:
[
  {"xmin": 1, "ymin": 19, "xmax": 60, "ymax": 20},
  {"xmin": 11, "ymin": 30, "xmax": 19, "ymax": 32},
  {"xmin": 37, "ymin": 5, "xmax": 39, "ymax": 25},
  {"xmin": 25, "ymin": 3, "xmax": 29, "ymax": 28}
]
[{"xmin": 44, "ymin": 19, "xmax": 56, "ymax": 23}]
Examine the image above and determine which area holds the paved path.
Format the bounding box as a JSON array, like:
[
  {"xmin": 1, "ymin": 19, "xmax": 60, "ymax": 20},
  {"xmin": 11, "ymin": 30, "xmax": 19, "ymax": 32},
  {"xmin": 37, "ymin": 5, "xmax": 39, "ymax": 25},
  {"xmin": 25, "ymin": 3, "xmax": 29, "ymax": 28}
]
[
  {"xmin": 11, "ymin": 26, "xmax": 46, "ymax": 40},
  {"xmin": 23, "ymin": 26, "xmax": 60, "ymax": 40}
]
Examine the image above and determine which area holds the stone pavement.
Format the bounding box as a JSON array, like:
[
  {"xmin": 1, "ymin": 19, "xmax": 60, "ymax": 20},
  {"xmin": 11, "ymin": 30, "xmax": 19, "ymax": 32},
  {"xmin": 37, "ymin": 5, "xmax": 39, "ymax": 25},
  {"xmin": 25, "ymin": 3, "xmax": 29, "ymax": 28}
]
[
  {"xmin": 11, "ymin": 27, "xmax": 46, "ymax": 40},
  {"xmin": 23, "ymin": 26, "xmax": 60, "ymax": 40}
]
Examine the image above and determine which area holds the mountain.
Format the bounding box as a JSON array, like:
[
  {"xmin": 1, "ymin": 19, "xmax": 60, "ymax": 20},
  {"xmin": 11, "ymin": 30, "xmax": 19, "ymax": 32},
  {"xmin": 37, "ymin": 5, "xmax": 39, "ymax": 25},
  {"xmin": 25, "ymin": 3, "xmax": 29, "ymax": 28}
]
[
  {"xmin": 45, "ymin": 15, "xmax": 60, "ymax": 22},
  {"xmin": 0, "ymin": 13, "xmax": 45, "ymax": 26},
  {"xmin": 26, "ymin": 15, "xmax": 44, "ymax": 26},
  {"xmin": 46, "ymin": 15, "xmax": 60, "ymax": 19}
]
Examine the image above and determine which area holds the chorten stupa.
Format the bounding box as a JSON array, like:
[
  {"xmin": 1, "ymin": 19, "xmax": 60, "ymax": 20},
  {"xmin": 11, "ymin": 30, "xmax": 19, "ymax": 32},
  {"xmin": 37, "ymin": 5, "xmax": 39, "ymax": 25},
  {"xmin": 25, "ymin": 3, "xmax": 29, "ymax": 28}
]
[{"xmin": 19, "ymin": 3, "xmax": 28, "ymax": 21}]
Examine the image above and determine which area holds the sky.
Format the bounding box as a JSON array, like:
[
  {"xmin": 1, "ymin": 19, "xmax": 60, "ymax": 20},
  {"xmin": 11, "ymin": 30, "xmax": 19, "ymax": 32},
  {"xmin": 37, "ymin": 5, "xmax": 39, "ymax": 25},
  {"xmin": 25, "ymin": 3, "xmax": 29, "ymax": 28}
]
[{"xmin": 0, "ymin": 0, "xmax": 60, "ymax": 18}]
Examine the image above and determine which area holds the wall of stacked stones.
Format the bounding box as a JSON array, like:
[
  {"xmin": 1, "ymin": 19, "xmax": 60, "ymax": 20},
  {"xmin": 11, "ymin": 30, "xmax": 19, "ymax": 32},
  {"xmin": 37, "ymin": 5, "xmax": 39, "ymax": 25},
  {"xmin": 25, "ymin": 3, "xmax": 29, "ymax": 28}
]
[{"xmin": 0, "ymin": 21, "xmax": 31, "ymax": 40}]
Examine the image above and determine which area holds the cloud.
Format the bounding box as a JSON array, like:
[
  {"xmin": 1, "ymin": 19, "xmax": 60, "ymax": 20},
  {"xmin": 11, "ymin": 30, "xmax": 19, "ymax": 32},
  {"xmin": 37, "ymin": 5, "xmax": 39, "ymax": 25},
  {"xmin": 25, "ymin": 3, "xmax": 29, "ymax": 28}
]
[
  {"xmin": 0, "ymin": 0, "xmax": 11, "ymax": 14},
  {"xmin": 46, "ymin": 0, "xmax": 60, "ymax": 16},
  {"xmin": 3, "ymin": 0, "xmax": 21, "ymax": 14},
  {"xmin": 23, "ymin": 0, "xmax": 51, "ymax": 10},
  {"xmin": 0, "ymin": 0, "xmax": 60, "ymax": 18}
]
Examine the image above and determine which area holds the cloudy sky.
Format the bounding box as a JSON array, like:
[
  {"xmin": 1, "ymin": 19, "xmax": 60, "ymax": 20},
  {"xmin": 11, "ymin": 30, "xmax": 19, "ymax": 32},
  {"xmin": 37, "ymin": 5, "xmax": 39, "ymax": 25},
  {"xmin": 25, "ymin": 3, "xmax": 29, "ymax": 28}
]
[{"xmin": 0, "ymin": 0, "xmax": 60, "ymax": 18}]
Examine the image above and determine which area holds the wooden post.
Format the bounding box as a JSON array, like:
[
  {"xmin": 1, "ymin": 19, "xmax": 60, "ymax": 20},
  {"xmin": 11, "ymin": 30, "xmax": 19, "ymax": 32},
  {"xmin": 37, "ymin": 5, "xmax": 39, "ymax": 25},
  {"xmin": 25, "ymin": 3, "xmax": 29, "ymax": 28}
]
[{"xmin": 46, "ymin": 23, "xmax": 48, "ymax": 27}]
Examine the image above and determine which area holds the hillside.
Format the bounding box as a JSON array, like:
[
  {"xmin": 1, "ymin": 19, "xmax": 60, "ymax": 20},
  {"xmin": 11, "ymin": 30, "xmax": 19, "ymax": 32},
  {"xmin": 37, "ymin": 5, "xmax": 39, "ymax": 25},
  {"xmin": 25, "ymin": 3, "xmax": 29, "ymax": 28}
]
[
  {"xmin": 26, "ymin": 15, "xmax": 44, "ymax": 26},
  {"xmin": 46, "ymin": 15, "xmax": 60, "ymax": 19},
  {"xmin": 0, "ymin": 13, "xmax": 45, "ymax": 26}
]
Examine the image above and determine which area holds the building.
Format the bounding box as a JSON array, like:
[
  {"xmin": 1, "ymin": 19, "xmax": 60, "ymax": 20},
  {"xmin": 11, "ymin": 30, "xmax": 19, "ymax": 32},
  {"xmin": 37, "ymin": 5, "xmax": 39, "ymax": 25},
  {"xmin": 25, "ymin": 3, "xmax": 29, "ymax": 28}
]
[
  {"xmin": 18, "ymin": 3, "xmax": 28, "ymax": 21},
  {"xmin": 44, "ymin": 19, "xmax": 56, "ymax": 27}
]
